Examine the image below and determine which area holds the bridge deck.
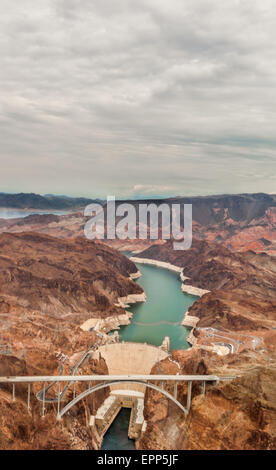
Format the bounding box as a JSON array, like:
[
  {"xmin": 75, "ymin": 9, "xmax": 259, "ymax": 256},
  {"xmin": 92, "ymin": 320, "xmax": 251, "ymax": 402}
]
[{"xmin": 0, "ymin": 374, "xmax": 236, "ymax": 383}]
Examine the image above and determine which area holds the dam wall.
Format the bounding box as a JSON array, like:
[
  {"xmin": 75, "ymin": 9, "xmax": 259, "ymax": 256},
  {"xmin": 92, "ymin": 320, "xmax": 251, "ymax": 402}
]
[
  {"xmin": 90, "ymin": 342, "xmax": 169, "ymax": 439},
  {"xmin": 91, "ymin": 342, "xmax": 169, "ymax": 393}
]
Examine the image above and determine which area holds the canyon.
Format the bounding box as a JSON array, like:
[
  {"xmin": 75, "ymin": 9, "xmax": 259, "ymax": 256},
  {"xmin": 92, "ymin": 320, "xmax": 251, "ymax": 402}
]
[
  {"xmin": 0, "ymin": 232, "xmax": 142, "ymax": 318},
  {"xmin": 0, "ymin": 232, "xmax": 144, "ymax": 449},
  {"xmin": 0, "ymin": 193, "xmax": 275, "ymax": 450},
  {"xmin": 131, "ymin": 240, "xmax": 276, "ymax": 450},
  {"xmin": 0, "ymin": 193, "xmax": 275, "ymax": 255}
]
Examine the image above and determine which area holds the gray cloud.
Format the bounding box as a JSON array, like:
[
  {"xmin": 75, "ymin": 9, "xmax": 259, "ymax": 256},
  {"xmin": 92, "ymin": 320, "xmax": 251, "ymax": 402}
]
[{"xmin": 0, "ymin": 0, "xmax": 275, "ymax": 197}]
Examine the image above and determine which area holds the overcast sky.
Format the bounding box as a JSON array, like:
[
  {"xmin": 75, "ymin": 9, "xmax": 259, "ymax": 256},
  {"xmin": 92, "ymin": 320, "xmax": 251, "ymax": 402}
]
[{"xmin": 0, "ymin": 0, "xmax": 275, "ymax": 198}]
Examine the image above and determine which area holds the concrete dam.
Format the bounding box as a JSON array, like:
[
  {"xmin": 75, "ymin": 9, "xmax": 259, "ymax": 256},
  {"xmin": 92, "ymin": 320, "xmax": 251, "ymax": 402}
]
[
  {"xmin": 90, "ymin": 342, "xmax": 169, "ymax": 441},
  {"xmin": 92, "ymin": 258, "xmax": 198, "ymax": 448}
]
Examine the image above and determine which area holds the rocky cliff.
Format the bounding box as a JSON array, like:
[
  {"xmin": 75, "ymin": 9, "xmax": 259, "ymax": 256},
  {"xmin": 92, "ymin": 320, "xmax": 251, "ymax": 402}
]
[
  {"xmin": 0, "ymin": 232, "xmax": 144, "ymax": 449},
  {"xmin": 136, "ymin": 239, "xmax": 276, "ymax": 332},
  {"xmin": 137, "ymin": 348, "xmax": 276, "ymax": 450},
  {"xmin": 0, "ymin": 232, "xmax": 142, "ymax": 317},
  {"xmin": 134, "ymin": 238, "xmax": 276, "ymax": 450},
  {"xmin": 1, "ymin": 193, "xmax": 275, "ymax": 254},
  {"xmin": 0, "ymin": 351, "xmax": 109, "ymax": 450}
]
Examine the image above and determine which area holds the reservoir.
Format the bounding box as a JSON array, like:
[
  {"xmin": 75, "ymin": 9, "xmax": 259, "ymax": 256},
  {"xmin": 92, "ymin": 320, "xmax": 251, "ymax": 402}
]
[
  {"xmin": 102, "ymin": 255, "xmax": 198, "ymax": 449},
  {"xmin": 0, "ymin": 208, "xmax": 69, "ymax": 219},
  {"xmin": 119, "ymin": 254, "xmax": 198, "ymax": 350}
]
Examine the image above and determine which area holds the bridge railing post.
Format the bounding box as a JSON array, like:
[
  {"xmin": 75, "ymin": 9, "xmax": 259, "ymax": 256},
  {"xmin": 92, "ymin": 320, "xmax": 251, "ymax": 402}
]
[
  {"xmin": 202, "ymin": 380, "xmax": 206, "ymax": 396},
  {"xmin": 12, "ymin": 383, "xmax": 15, "ymax": 402}
]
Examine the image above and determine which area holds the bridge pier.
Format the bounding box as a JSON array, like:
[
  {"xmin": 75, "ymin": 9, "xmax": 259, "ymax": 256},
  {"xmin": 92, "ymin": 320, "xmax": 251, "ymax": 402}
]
[
  {"xmin": 57, "ymin": 382, "xmax": 61, "ymax": 417},
  {"xmin": 174, "ymin": 381, "xmax": 178, "ymax": 399},
  {"xmin": 186, "ymin": 381, "xmax": 192, "ymax": 412},
  {"xmin": 27, "ymin": 384, "xmax": 31, "ymax": 412},
  {"xmin": 42, "ymin": 384, "xmax": 46, "ymax": 417},
  {"xmin": 0, "ymin": 374, "xmax": 236, "ymax": 421}
]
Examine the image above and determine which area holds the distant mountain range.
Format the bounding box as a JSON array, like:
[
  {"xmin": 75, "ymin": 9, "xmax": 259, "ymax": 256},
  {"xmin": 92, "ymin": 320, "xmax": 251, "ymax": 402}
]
[
  {"xmin": 0, "ymin": 191, "xmax": 275, "ymax": 254},
  {"xmin": 116, "ymin": 192, "xmax": 276, "ymax": 225},
  {"xmin": 0, "ymin": 192, "xmax": 275, "ymax": 217},
  {"xmin": 0, "ymin": 192, "xmax": 101, "ymax": 210}
]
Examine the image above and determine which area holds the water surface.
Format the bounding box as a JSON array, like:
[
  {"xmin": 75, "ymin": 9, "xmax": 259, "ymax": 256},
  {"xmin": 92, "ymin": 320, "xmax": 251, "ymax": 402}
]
[
  {"xmin": 119, "ymin": 256, "xmax": 198, "ymax": 350},
  {"xmin": 101, "ymin": 408, "xmax": 135, "ymax": 450},
  {"xmin": 0, "ymin": 209, "xmax": 69, "ymax": 219},
  {"xmin": 102, "ymin": 253, "xmax": 198, "ymax": 450}
]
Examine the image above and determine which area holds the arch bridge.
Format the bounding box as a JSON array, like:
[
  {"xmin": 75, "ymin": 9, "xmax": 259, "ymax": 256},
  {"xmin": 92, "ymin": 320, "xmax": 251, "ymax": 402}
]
[{"xmin": 0, "ymin": 374, "xmax": 236, "ymax": 419}]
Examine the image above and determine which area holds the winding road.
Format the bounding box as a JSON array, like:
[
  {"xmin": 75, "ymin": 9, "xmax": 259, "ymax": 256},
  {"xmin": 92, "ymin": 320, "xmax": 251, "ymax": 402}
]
[{"xmin": 36, "ymin": 343, "xmax": 100, "ymax": 403}]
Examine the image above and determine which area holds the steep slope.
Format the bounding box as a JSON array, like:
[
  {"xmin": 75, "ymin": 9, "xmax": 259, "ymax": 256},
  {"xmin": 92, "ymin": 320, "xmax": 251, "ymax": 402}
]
[
  {"xmin": 135, "ymin": 239, "xmax": 276, "ymax": 331},
  {"xmin": 0, "ymin": 193, "xmax": 275, "ymax": 254},
  {"xmin": 0, "ymin": 231, "xmax": 143, "ymax": 450},
  {"xmin": 0, "ymin": 232, "xmax": 142, "ymax": 317},
  {"xmin": 137, "ymin": 348, "xmax": 276, "ymax": 450}
]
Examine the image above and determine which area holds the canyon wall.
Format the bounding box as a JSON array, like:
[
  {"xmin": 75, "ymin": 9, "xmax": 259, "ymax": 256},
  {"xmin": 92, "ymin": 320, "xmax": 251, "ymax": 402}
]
[
  {"xmin": 0, "ymin": 232, "xmax": 142, "ymax": 318},
  {"xmin": 137, "ymin": 348, "xmax": 276, "ymax": 450}
]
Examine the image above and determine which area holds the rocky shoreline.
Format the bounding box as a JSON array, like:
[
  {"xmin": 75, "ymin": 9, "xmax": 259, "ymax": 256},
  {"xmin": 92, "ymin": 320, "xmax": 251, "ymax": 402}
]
[
  {"xmin": 129, "ymin": 270, "xmax": 142, "ymax": 280},
  {"xmin": 80, "ymin": 291, "xmax": 147, "ymax": 335},
  {"xmin": 116, "ymin": 292, "xmax": 147, "ymax": 308},
  {"xmin": 181, "ymin": 284, "xmax": 210, "ymax": 297},
  {"xmin": 129, "ymin": 256, "xmax": 213, "ymax": 352},
  {"xmin": 130, "ymin": 256, "xmax": 206, "ymax": 326},
  {"xmin": 80, "ymin": 312, "xmax": 133, "ymax": 333},
  {"xmin": 130, "ymin": 256, "xmax": 209, "ymax": 298},
  {"xmin": 130, "ymin": 256, "xmax": 183, "ymax": 274}
]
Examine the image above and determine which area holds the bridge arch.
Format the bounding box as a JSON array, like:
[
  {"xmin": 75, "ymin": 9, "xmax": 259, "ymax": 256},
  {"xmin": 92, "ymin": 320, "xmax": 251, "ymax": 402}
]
[{"xmin": 57, "ymin": 380, "xmax": 188, "ymax": 419}]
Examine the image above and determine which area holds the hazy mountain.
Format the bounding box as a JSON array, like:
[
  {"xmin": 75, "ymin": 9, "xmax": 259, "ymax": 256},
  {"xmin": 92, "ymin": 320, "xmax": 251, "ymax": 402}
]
[{"xmin": 0, "ymin": 192, "xmax": 101, "ymax": 210}]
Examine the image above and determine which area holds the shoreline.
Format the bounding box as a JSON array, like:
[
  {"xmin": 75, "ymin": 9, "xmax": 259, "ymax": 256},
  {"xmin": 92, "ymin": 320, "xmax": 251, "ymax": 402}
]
[
  {"xmin": 116, "ymin": 292, "xmax": 147, "ymax": 308},
  {"xmin": 130, "ymin": 256, "xmax": 183, "ymax": 274},
  {"xmin": 80, "ymin": 292, "xmax": 147, "ymax": 335},
  {"xmin": 181, "ymin": 284, "xmax": 210, "ymax": 297},
  {"xmin": 81, "ymin": 256, "xmax": 206, "ymax": 349},
  {"xmin": 80, "ymin": 311, "xmax": 134, "ymax": 334},
  {"xmin": 129, "ymin": 256, "xmax": 205, "ymax": 349},
  {"xmin": 181, "ymin": 311, "xmax": 200, "ymax": 348},
  {"xmin": 129, "ymin": 270, "xmax": 142, "ymax": 280},
  {"xmin": 130, "ymin": 256, "xmax": 210, "ymax": 297}
]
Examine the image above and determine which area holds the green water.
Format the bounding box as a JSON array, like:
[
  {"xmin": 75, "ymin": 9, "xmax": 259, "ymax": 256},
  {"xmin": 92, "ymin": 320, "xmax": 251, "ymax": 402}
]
[
  {"xmin": 119, "ymin": 259, "xmax": 198, "ymax": 350},
  {"xmin": 102, "ymin": 255, "xmax": 198, "ymax": 450},
  {"xmin": 101, "ymin": 408, "xmax": 135, "ymax": 450}
]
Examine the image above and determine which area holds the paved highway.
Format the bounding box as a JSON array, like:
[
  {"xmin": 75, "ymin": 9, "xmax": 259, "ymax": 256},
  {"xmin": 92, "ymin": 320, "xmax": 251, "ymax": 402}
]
[{"xmin": 0, "ymin": 374, "xmax": 237, "ymax": 383}]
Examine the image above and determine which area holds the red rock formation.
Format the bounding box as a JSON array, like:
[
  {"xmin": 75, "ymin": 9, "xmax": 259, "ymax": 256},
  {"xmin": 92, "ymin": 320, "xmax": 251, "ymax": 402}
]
[
  {"xmin": 1, "ymin": 193, "xmax": 275, "ymax": 254},
  {"xmin": 0, "ymin": 232, "xmax": 144, "ymax": 449},
  {"xmin": 136, "ymin": 239, "xmax": 276, "ymax": 332},
  {"xmin": 137, "ymin": 349, "xmax": 276, "ymax": 450},
  {"xmin": 0, "ymin": 352, "xmax": 109, "ymax": 450},
  {"xmin": 0, "ymin": 232, "xmax": 142, "ymax": 317}
]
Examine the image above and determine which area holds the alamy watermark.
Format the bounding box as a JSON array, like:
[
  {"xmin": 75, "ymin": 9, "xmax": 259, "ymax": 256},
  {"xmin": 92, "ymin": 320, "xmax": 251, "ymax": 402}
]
[{"xmin": 84, "ymin": 196, "xmax": 192, "ymax": 250}]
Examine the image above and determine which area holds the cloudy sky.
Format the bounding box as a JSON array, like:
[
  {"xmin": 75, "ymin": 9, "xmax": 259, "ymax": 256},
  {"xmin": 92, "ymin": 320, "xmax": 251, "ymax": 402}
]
[{"xmin": 0, "ymin": 0, "xmax": 275, "ymax": 198}]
